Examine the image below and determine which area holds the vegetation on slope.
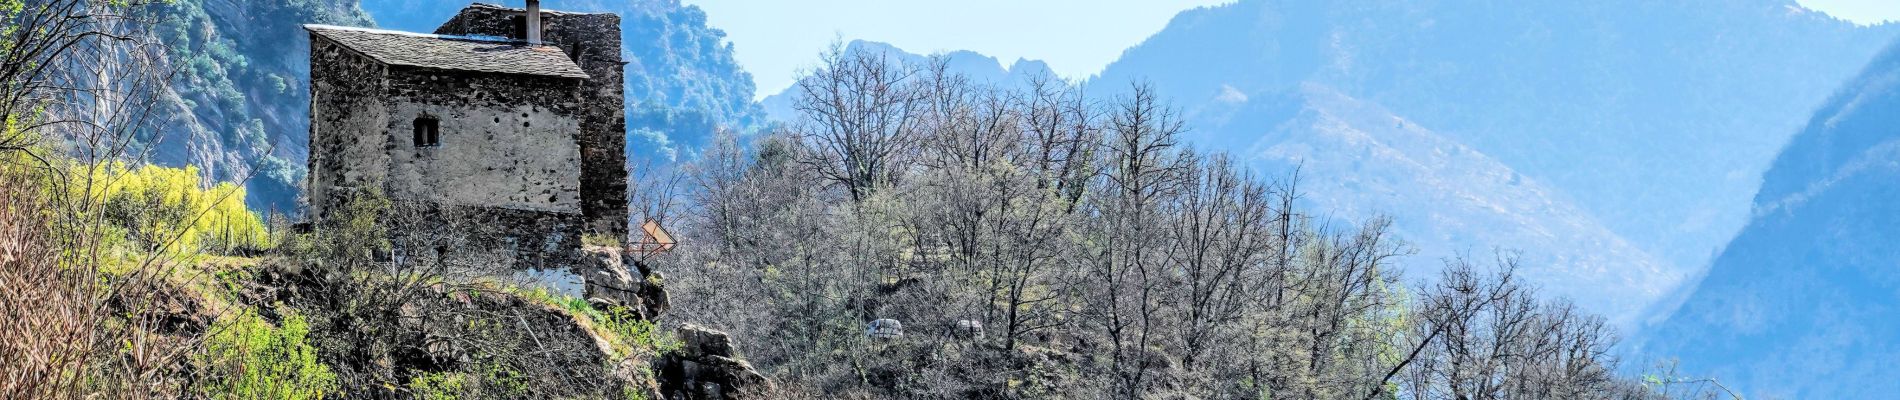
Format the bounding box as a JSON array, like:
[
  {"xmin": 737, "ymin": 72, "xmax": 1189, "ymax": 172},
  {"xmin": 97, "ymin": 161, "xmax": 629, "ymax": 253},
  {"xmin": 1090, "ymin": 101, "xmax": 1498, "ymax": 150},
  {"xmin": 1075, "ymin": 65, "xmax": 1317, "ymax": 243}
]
[
  {"xmin": 646, "ymin": 45, "xmax": 1739, "ymax": 399},
  {"xmin": 139, "ymin": 0, "xmax": 371, "ymax": 211}
]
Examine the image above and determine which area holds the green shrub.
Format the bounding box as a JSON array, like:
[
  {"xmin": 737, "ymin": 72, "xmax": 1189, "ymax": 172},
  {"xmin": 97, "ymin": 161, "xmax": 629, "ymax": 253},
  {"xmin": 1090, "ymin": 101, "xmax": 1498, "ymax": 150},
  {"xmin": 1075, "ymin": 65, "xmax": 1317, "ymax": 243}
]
[
  {"xmin": 196, "ymin": 308, "xmax": 338, "ymax": 400},
  {"xmin": 90, "ymin": 162, "xmax": 271, "ymax": 256},
  {"xmin": 407, "ymin": 371, "xmax": 469, "ymax": 400},
  {"xmin": 400, "ymin": 360, "xmax": 532, "ymax": 399}
]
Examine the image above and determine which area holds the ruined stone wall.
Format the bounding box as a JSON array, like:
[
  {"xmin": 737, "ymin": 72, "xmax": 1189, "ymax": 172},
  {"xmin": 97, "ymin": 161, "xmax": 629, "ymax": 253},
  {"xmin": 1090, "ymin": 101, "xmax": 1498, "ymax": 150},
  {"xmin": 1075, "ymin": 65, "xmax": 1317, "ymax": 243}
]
[
  {"xmin": 305, "ymin": 35, "xmax": 391, "ymax": 220},
  {"xmin": 435, "ymin": 5, "xmax": 631, "ymax": 238},
  {"xmin": 382, "ymin": 68, "xmax": 585, "ymax": 213}
]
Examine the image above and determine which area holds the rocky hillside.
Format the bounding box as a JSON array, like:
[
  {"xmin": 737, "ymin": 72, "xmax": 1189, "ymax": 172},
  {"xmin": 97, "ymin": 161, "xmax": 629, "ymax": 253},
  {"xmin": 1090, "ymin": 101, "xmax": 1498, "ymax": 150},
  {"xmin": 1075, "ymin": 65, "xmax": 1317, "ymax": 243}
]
[{"xmin": 1637, "ymin": 38, "xmax": 1900, "ymax": 399}]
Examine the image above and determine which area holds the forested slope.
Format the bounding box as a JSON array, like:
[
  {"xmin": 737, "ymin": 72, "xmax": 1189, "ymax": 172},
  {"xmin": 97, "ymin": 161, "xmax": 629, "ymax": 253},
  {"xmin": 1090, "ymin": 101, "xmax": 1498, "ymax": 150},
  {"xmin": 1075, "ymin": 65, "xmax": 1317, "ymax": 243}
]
[
  {"xmin": 756, "ymin": 1, "xmax": 1897, "ymax": 325},
  {"xmin": 656, "ymin": 44, "xmax": 1719, "ymax": 399}
]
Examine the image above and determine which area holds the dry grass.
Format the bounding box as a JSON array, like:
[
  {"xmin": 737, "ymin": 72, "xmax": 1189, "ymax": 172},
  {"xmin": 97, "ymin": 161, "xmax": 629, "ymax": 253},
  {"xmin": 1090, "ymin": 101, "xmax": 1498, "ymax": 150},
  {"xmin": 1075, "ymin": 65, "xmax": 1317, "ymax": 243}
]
[
  {"xmin": 0, "ymin": 170, "xmax": 204, "ymax": 399},
  {"xmin": 0, "ymin": 172, "xmax": 98, "ymax": 398}
]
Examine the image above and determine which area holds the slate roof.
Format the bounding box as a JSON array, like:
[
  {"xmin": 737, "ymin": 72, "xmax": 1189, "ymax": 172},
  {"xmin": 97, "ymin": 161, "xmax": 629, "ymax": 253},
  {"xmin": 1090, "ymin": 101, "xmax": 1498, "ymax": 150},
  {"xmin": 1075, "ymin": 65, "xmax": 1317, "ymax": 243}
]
[
  {"xmin": 460, "ymin": 2, "xmax": 608, "ymax": 17},
  {"xmin": 304, "ymin": 24, "xmax": 589, "ymax": 79}
]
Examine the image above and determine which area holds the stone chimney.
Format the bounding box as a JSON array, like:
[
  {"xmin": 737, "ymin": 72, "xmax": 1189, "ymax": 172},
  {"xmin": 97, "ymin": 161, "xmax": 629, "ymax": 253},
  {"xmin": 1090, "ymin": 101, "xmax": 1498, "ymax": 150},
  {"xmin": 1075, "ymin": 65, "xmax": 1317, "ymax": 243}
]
[{"xmin": 525, "ymin": 0, "xmax": 542, "ymax": 45}]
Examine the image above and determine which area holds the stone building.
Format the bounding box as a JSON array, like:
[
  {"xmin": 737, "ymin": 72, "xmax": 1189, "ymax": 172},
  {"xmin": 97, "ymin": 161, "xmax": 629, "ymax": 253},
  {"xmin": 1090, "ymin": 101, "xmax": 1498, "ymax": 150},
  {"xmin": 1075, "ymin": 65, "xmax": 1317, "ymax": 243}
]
[{"xmin": 304, "ymin": 1, "xmax": 627, "ymax": 269}]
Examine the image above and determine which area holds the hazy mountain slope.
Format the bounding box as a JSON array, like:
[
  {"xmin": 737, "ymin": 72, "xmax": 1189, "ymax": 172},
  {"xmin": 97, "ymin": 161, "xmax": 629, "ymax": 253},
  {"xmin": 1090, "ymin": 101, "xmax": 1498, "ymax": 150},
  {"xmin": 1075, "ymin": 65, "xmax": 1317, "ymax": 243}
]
[
  {"xmin": 1234, "ymin": 86, "xmax": 1677, "ymax": 323},
  {"xmin": 357, "ymin": 0, "xmax": 765, "ymax": 162},
  {"xmin": 1093, "ymin": 0, "xmax": 1899, "ymax": 273},
  {"xmin": 1637, "ymin": 39, "xmax": 1900, "ymax": 400}
]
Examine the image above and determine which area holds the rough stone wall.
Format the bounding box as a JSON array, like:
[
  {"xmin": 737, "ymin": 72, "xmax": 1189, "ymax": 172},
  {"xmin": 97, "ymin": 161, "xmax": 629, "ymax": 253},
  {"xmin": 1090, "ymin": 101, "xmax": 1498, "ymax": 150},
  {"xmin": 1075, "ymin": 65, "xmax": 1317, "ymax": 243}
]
[
  {"xmin": 435, "ymin": 5, "xmax": 631, "ymax": 238},
  {"xmin": 310, "ymin": 30, "xmax": 594, "ymax": 271},
  {"xmin": 382, "ymin": 68, "xmax": 585, "ymax": 213},
  {"xmin": 378, "ymin": 68, "xmax": 589, "ymax": 270},
  {"xmin": 305, "ymin": 35, "xmax": 391, "ymax": 221}
]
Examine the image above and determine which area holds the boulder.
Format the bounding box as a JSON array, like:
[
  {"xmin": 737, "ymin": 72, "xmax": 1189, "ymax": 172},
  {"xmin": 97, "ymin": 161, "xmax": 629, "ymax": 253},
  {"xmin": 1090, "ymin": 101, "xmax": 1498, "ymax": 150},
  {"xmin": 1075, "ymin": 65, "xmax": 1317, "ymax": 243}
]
[
  {"xmin": 678, "ymin": 323, "xmax": 736, "ymax": 357},
  {"xmin": 577, "ymin": 245, "xmax": 668, "ymax": 319},
  {"xmin": 655, "ymin": 323, "xmax": 772, "ymax": 400}
]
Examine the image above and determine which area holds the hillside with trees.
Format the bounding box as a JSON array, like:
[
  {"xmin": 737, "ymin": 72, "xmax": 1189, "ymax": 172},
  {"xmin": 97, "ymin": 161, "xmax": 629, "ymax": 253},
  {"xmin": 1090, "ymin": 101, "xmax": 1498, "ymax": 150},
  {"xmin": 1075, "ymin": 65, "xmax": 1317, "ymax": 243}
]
[
  {"xmin": 648, "ymin": 44, "xmax": 1729, "ymax": 399},
  {"xmin": 758, "ymin": 2, "xmax": 1900, "ymax": 325},
  {"xmin": 134, "ymin": 0, "xmax": 371, "ymax": 213}
]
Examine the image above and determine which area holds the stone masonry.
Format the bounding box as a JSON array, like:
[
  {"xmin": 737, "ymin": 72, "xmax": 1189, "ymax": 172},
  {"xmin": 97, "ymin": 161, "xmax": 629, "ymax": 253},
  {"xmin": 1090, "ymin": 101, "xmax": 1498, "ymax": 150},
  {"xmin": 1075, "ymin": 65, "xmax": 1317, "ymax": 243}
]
[
  {"xmin": 434, "ymin": 3, "xmax": 630, "ymax": 239},
  {"xmin": 304, "ymin": 2, "xmax": 629, "ymax": 271}
]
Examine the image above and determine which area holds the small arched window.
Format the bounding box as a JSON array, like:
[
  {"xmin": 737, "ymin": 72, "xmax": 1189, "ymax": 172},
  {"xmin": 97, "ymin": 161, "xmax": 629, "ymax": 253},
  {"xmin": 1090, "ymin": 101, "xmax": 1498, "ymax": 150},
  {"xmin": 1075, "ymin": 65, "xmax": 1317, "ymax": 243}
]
[{"xmin": 413, "ymin": 116, "xmax": 440, "ymax": 147}]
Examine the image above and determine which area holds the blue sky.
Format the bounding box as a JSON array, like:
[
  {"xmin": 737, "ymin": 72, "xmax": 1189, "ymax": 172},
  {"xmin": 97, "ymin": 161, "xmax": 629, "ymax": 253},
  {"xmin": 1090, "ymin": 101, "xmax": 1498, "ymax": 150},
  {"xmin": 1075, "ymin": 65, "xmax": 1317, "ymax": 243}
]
[
  {"xmin": 681, "ymin": 0, "xmax": 1233, "ymax": 98},
  {"xmin": 683, "ymin": 0, "xmax": 1899, "ymax": 99},
  {"xmin": 1802, "ymin": 0, "xmax": 1900, "ymax": 25}
]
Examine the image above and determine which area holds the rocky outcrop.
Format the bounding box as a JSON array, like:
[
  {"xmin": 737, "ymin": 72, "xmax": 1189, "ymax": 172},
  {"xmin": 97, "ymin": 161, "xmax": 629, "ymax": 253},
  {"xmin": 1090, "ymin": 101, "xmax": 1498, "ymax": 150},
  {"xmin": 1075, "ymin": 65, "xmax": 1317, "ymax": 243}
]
[
  {"xmin": 577, "ymin": 248, "xmax": 772, "ymax": 399},
  {"xmin": 655, "ymin": 324, "xmax": 772, "ymax": 400},
  {"xmin": 578, "ymin": 246, "xmax": 669, "ymax": 320}
]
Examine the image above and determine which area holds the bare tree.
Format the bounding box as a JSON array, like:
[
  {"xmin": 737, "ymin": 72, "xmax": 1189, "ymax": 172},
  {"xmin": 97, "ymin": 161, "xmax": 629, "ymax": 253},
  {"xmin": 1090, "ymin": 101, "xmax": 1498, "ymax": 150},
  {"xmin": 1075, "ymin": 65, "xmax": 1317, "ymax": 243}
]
[
  {"xmin": 792, "ymin": 42, "xmax": 927, "ymax": 202},
  {"xmin": 1376, "ymin": 253, "xmax": 1637, "ymax": 400},
  {"xmin": 1166, "ymin": 152, "xmax": 1275, "ymax": 374},
  {"xmin": 1077, "ymin": 81, "xmax": 1191, "ymax": 399},
  {"xmin": 1017, "ymin": 72, "xmax": 1099, "ymax": 210}
]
